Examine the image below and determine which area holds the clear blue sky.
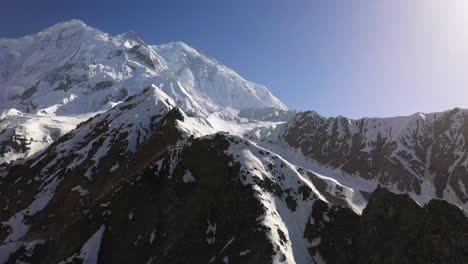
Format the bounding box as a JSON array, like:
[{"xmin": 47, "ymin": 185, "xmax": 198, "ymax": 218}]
[{"xmin": 2, "ymin": 0, "xmax": 467, "ymax": 118}]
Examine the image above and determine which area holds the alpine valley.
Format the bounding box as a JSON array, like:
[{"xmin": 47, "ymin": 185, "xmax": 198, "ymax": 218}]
[{"xmin": 1, "ymin": 20, "xmax": 468, "ymax": 264}]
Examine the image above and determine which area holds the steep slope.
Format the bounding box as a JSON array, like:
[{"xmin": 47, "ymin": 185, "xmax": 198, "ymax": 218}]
[
  {"xmin": 2, "ymin": 109, "xmax": 468, "ymax": 263},
  {"xmin": 152, "ymin": 42, "xmax": 286, "ymax": 113},
  {"xmin": 277, "ymin": 108, "xmax": 468, "ymax": 210},
  {"xmin": 0, "ymin": 109, "xmax": 95, "ymax": 163},
  {"xmin": 306, "ymin": 186, "xmax": 468, "ymax": 264},
  {"xmin": 0, "ymin": 85, "xmax": 186, "ymax": 246},
  {"xmin": 0, "ymin": 19, "xmax": 286, "ymax": 114},
  {"xmin": 0, "ymin": 20, "xmax": 287, "ymax": 163},
  {"xmin": 0, "ymin": 20, "xmax": 166, "ymax": 114},
  {"xmin": 0, "ymin": 86, "xmax": 358, "ymax": 264}
]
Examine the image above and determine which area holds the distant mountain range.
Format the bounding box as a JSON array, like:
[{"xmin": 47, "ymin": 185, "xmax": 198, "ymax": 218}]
[{"xmin": 1, "ymin": 20, "xmax": 468, "ymax": 264}]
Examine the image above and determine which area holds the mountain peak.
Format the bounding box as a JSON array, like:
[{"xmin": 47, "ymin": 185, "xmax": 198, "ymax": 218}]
[
  {"xmin": 116, "ymin": 31, "xmax": 146, "ymax": 46},
  {"xmin": 0, "ymin": 20, "xmax": 288, "ymax": 161},
  {"xmin": 60, "ymin": 19, "xmax": 87, "ymax": 26},
  {"xmin": 38, "ymin": 19, "xmax": 90, "ymax": 34}
]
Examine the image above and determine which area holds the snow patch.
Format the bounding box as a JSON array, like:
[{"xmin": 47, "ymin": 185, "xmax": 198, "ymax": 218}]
[
  {"xmin": 59, "ymin": 225, "xmax": 105, "ymax": 264},
  {"xmin": 182, "ymin": 170, "xmax": 196, "ymax": 183}
]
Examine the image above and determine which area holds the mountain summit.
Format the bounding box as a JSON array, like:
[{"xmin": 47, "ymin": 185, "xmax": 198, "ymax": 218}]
[
  {"xmin": 0, "ymin": 20, "xmax": 287, "ymax": 163},
  {"xmin": 0, "ymin": 20, "xmax": 286, "ymax": 115}
]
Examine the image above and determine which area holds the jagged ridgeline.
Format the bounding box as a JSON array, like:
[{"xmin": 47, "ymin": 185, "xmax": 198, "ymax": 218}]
[{"xmin": 1, "ymin": 20, "xmax": 468, "ymax": 264}]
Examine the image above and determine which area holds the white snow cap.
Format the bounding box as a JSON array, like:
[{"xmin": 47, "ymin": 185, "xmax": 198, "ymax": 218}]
[{"xmin": 0, "ymin": 19, "xmax": 287, "ymax": 115}]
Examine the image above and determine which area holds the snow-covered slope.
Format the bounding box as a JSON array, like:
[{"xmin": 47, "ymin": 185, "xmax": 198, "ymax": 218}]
[
  {"xmin": 0, "ymin": 20, "xmax": 286, "ymax": 115},
  {"xmin": 0, "ymin": 20, "xmax": 287, "ymax": 163},
  {"xmin": 1, "ymin": 90, "xmax": 464, "ymax": 263},
  {"xmin": 152, "ymin": 42, "xmax": 286, "ymax": 113},
  {"xmin": 0, "ymin": 86, "xmax": 357, "ymax": 264},
  {"xmin": 275, "ymin": 108, "xmax": 468, "ymax": 211},
  {"xmin": 0, "ymin": 109, "xmax": 95, "ymax": 163}
]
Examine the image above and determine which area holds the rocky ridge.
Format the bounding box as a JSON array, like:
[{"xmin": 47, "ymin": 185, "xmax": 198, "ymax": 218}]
[{"xmin": 278, "ymin": 108, "xmax": 468, "ymax": 211}]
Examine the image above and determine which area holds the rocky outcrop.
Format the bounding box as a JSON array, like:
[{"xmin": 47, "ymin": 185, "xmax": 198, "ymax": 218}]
[
  {"xmin": 305, "ymin": 186, "xmax": 468, "ymax": 264},
  {"xmin": 1, "ymin": 135, "xmax": 276, "ymax": 264}
]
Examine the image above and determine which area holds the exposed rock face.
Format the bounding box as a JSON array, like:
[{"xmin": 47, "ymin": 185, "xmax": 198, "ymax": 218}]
[
  {"xmin": 1, "ymin": 86, "xmax": 342, "ymax": 263},
  {"xmin": 2, "ymin": 135, "xmax": 275, "ymax": 264},
  {"xmin": 0, "ymin": 131, "xmax": 318, "ymax": 263},
  {"xmin": 305, "ymin": 186, "xmax": 468, "ymax": 264},
  {"xmin": 2, "ymin": 88, "xmax": 468, "ymax": 263},
  {"xmin": 281, "ymin": 108, "xmax": 468, "ymax": 208},
  {"xmin": 0, "ymin": 111, "xmax": 89, "ymax": 163}
]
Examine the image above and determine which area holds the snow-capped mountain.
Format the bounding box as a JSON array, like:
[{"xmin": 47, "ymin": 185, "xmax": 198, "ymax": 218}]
[
  {"xmin": 0, "ymin": 20, "xmax": 287, "ymax": 163},
  {"xmin": 1, "ymin": 20, "xmax": 468, "ymax": 264},
  {"xmin": 0, "ymin": 20, "xmax": 285, "ymax": 115}
]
